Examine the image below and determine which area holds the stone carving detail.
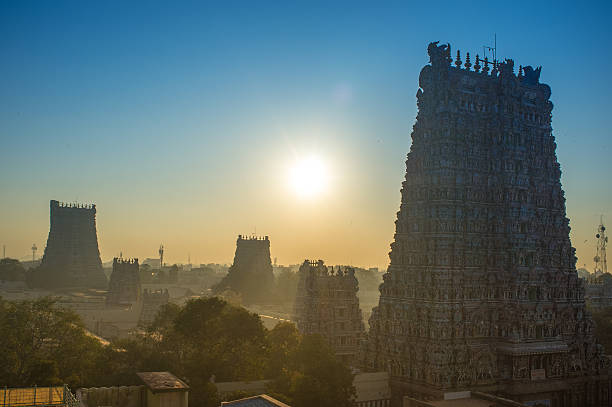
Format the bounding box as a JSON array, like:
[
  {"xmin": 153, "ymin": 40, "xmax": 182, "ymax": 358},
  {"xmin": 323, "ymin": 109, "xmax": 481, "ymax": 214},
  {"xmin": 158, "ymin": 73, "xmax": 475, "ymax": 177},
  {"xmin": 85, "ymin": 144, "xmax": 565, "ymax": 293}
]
[
  {"xmin": 363, "ymin": 41, "xmax": 611, "ymax": 402},
  {"xmin": 522, "ymin": 65, "xmax": 542, "ymax": 85},
  {"xmin": 294, "ymin": 260, "xmax": 365, "ymax": 366}
]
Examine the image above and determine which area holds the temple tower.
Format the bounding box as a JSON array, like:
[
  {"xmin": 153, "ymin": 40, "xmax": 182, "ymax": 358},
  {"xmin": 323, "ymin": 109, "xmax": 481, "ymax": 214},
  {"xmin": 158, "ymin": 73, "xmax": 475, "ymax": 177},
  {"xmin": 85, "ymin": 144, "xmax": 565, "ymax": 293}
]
[
  {"xmin": 106, "ymin": 257, "xmax": 141, "ymax": 306},
  {"xmin": 139, "ymin": 288, "xmax": 170, "ymax": 326},
  {"xmin": 294, "ymin": 260, "xmax": 365, "ymax": 366},
  {"xmin": 364, "ymin": 42, "xmax": 611, "ymax": 406},
  {"xmin": 214, "ymin": 235, "xmax": 275, "ymax": 304},
  {"xmin": 29, "ymin": 200, "xmax": 107, "ymax": 289}
]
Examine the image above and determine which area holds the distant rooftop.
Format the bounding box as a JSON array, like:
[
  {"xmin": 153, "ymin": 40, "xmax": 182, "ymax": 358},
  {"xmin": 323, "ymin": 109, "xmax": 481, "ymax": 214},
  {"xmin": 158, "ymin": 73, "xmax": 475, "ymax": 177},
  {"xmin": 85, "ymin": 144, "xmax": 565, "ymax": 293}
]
[{"xmin": 136, "ymin": 372, "xmax": 189, "ymax": 393}]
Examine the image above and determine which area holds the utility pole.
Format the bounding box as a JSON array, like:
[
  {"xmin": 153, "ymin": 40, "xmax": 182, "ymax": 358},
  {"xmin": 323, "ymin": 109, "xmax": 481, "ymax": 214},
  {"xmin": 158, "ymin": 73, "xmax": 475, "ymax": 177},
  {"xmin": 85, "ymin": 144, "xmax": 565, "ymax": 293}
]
[
  {"xmin": 594, "ymin": 216, "xmax": 608, "ymax": 276},
  {"xmin": 159, "ymin": 244, "xmax": 164, "ymax": 269},
  {"xmin": 31, "ymin": 243, "xmax": 38, "ymax": 262}
]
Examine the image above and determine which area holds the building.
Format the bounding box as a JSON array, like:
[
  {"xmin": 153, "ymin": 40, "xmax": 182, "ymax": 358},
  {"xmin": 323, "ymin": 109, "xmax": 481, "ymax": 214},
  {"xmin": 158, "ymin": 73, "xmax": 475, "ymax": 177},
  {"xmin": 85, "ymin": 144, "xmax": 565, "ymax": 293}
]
[
  {"xmin": 293, "ymin": 260, "xmax": 365, "ymax": 365},
  {"xmin": 78, "ymin": 372, "xmax": 188, "ymax": 407},
  {"xmin": 139, "ymin": 288, "xmax": 170, "ymax": 325},
  {"xmin": 137, "ymin": 372, "xmax": 189, "ymax": 407},
  {"xmin": 214, "ymin": 235, "xmax": 275, "ymax": 304},
  {"xmin": 363, "ymin": 42, "xmax": 612, "ymax": 406},
  {"xmin": 29, "ymin": 200, "xmax": 107, "ymax": 289},
  {"xmin": 107, "ymin": 257, "xmax": 141, "ymax": 306}
]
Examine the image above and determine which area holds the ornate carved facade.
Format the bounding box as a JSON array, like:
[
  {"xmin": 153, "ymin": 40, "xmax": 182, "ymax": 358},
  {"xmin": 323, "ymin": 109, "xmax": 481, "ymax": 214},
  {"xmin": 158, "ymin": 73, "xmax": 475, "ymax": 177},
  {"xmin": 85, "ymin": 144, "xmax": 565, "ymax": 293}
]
[
  {"xmin": 30, "ymin": 200, "xmax": 107, "ymax": 289},
  {"xmin": 363, "ymin": 42, "xmax": 612, "ymax": 406},
  {"xmin": 106, "ymin": 257, "xmax": 141, "ymax": 306},
  {"xmin": 214, "ymin": 235, "xmax": 275, "ymax": 304},
  {"xmin": 294, "ymin": 260, "xmax": 365, "ymax": 366}
]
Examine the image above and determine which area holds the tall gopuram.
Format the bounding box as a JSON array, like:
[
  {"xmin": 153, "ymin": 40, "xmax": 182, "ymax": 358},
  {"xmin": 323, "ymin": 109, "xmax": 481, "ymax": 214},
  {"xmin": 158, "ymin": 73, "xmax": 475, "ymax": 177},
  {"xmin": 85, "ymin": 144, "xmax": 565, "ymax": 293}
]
[
  {"xmin": 294, "ymin": 260, "xmax": 365, "ymax": 366},
  {"xmin": 363, "ymin": 42, "xmax": 612, "ymax": 406},
  {"xmin": 29, "ymin": 200, "xmax": 107, "ymax": 289},
  {"xmin": 106, "ymin": 257, "xmax": 141, "ymax": 306},
  {"xmin": 214, "ymin": 235, "xmax": 275, "ymax": 304}
]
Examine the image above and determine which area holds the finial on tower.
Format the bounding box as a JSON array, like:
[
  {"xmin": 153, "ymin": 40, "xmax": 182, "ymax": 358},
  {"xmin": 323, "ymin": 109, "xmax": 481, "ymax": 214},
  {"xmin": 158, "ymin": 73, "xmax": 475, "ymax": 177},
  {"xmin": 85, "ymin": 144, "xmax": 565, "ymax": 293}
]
[
  {"xmin": 455, "ymin": 50, "xmax": 462, "ymax": 68},
  {"xmin": 464, "ymin": 52, "xmax": 471, "ymax": 70},
  {"xmin": 483, "ymin": 56, "xmax": 489, "ymax": 74}
]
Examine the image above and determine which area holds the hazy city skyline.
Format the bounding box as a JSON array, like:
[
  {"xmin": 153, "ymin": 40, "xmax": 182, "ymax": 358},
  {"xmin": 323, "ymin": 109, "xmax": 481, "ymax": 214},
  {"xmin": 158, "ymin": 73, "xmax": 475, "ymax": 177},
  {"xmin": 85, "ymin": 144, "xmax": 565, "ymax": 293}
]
[{"xmin": 1, "ymin": 2, "xmax": 610, "ymax": 269}]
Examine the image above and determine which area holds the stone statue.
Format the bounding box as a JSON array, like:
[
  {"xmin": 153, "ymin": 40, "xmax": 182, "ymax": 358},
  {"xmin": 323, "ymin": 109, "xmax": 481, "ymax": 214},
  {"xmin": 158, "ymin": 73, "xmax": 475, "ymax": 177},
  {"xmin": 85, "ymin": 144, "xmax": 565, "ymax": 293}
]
[{"xmin": 523, "ymin": 65, "xmax": 542, "ymax": 85}]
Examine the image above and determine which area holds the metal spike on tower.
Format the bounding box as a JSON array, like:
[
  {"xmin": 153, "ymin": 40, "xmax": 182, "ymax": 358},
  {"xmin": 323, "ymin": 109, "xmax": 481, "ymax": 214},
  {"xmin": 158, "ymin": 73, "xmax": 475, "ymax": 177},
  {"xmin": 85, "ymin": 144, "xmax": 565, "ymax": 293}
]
[{"xmin": 594, "ymin": 216, "xmax": 608, "ymax": 276}]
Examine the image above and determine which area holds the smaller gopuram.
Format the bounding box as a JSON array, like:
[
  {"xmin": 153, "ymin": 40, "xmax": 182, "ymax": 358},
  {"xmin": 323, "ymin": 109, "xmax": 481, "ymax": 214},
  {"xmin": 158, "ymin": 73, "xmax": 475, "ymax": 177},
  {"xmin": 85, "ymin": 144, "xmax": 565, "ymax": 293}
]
[
  {"xmin": 213, "ymin": 235, "xmax": 275, "ymax": 304},
  {"xmin": 293, "ymin": 260, "xmax": 365, "ymax": 365},
  {"xmin": 106, "ymin": 257, "xmax": 141, "ymax": 306},
  {"xmin": 139, "ymin": 288, "xmax": 170, "ymax": 326}
]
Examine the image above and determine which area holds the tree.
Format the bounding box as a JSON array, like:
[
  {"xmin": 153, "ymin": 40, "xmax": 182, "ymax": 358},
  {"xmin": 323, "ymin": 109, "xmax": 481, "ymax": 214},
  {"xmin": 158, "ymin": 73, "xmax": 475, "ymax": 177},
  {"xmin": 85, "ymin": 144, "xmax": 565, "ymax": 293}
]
[
  {"xmin": 108, "ymin": 297, "xmax": 268, "ymax": 407},
  {"xmin": 268, "ymin": 333, "xmax": 355, "ymax": 407},
  {"xmin": 0, "ymin": 297, "xmax": 105, "ymax": 388}
]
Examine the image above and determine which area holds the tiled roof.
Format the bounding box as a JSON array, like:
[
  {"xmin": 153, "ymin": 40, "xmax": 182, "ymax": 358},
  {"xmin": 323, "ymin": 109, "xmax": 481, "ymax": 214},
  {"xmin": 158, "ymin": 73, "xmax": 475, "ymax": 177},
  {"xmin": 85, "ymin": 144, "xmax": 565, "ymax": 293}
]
[{"xmin": 136, "ymin": 372, "xmax": 189, "ymax": 393}]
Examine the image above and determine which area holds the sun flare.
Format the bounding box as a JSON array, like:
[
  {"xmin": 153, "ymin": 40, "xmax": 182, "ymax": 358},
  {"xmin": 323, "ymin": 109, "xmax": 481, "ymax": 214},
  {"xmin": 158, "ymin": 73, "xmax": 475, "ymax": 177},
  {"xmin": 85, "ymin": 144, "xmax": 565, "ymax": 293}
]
[{"xmin": 289, "ymin": 156, "xmax": 329, "ymax": 198}]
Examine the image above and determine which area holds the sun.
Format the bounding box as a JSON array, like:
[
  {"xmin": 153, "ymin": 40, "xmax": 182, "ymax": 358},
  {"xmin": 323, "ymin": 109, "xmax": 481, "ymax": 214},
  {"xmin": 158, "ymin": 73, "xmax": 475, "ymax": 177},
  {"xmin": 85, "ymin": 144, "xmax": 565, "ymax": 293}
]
[{"xmin": 289, "ymin": 155, "xmax": 329, "ymax": 198}]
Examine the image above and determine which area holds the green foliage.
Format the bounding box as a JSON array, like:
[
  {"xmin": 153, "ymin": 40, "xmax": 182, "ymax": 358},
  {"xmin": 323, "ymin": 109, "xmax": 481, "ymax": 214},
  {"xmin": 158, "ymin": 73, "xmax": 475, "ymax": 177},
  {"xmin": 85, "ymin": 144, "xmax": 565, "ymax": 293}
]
[
  {"xmin": 0, "ymin": 297, "xmax": 105, "ymax": 388},
  {"xmin": 267, "ymin": 332, "xmax": 355, "ymax": 407},
  {"xmin": 0, "ymin": 258, "xmax": 26, "ymax": 281},
  {"xmin": 1, "ymin": 296, "xmax": 355, "ymax": 407}
]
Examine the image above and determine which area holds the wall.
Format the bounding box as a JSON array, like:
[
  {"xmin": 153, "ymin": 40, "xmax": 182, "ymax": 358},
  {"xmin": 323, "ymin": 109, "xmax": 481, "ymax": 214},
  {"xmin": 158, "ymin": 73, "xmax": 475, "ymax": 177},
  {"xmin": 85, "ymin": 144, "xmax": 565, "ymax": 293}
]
[
  {"xmin": 354, "ymin": 372, "xmax": 391, "ymax": 403},
  {"xmin": 77, "ymin": 386, "xmax": 145, "ymax": 407}
]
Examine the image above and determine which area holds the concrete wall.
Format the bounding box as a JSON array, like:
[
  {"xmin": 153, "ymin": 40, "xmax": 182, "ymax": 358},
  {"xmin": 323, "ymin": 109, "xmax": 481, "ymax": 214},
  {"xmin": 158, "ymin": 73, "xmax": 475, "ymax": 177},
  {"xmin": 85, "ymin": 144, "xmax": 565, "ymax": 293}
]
[
  {"xmin": 77, "ymin": 386, "xmax": 145, "ymax": 407},
  {"xmin": 145, "ymin": 389, "xmax": 188, "ymax": 407},
  {"xmin": 354, "ymin": 372, "xmax": 391, "ymax": 403}
]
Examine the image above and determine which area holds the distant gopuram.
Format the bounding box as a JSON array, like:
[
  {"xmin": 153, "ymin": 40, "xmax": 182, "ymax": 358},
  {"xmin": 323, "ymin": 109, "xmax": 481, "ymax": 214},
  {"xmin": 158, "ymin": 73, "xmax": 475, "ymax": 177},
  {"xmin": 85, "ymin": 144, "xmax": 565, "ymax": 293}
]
[
  {"xmin": 294, "ymin": 260, "xmax": 365, "ymax": 366},
  {"xmin": 106, "ymin": 257, "xmax": 141, "ymax": 306},
  {"xmin": 30, "ymin": 200, "xmax": 107, "ymax": 289},
  {"xmin": 214, "ymin": 235, "xmax": 275, "ymax": 304},
  {"xmin": 363, "ymin": 42, "xmax": 612, "ymax": 405}
]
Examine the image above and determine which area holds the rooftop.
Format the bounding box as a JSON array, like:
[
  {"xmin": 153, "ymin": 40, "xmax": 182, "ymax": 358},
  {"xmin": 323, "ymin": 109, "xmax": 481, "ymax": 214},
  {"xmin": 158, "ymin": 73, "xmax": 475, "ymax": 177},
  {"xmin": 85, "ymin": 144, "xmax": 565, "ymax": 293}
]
[
  {"xmin": 136, "ymin": 372, "xmax": 189, "ymax": 393},
  {"xmin": 221, "ymin": 394, "xmax": 290, "ymax": 407}
]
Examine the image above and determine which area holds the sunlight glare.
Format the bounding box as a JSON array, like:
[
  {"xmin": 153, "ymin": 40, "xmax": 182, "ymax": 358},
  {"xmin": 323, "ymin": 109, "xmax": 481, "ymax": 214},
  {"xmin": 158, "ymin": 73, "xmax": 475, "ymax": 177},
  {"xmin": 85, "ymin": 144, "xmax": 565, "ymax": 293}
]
[{"xmin": 289, "ymin": 155, "xmax": 329, "ymax": 198}]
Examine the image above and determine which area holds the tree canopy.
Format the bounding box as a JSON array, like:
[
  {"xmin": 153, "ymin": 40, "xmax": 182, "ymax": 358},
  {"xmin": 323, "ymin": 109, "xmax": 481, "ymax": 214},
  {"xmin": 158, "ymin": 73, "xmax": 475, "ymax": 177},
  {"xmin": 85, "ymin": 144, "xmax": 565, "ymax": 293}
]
[{"xmin": 0, "ymin": 296, "xmax": 355, "ymax": 407}]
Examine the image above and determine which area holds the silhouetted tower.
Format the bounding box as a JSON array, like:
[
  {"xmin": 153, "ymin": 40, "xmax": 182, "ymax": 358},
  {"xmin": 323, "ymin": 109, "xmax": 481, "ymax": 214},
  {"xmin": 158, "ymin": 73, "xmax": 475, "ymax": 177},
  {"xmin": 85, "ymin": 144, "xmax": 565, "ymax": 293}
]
[
  {"xmin": 29, "ymin": 200, "xmax": 107, "ymax": 289},
  {"xmin": 31, "ymin": 243, "xmax": 37, "ymax": 262},
  {"xmin": 214, "ymin": 235, "xmax": 275, "ymax": 304},
  {"xmin": 107, "ymin": 257, "xmax": 141, "ymax": 306},
  {"xmin": 594, "ymin": 217, "xmax": 608, "ymax": 276}
]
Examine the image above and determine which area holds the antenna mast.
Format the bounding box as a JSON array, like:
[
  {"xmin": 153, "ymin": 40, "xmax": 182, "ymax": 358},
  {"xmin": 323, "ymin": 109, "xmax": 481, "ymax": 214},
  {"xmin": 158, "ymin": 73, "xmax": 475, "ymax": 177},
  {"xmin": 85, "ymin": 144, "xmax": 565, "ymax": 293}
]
[
  {"xmin": 483, "ymin": 33, "xmax": 497, "ymax": 63},
  {"xmin": 594, "ymin": 216, "xmax": 608, "ymax": 276}
]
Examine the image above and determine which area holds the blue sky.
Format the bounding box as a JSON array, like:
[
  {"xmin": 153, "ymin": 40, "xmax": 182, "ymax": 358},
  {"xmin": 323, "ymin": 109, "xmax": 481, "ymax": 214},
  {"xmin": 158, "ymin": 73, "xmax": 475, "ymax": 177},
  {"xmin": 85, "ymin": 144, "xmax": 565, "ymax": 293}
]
[{"xmin": 1, "ymin": 1, "xmax": 611, "ymax": 268}]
